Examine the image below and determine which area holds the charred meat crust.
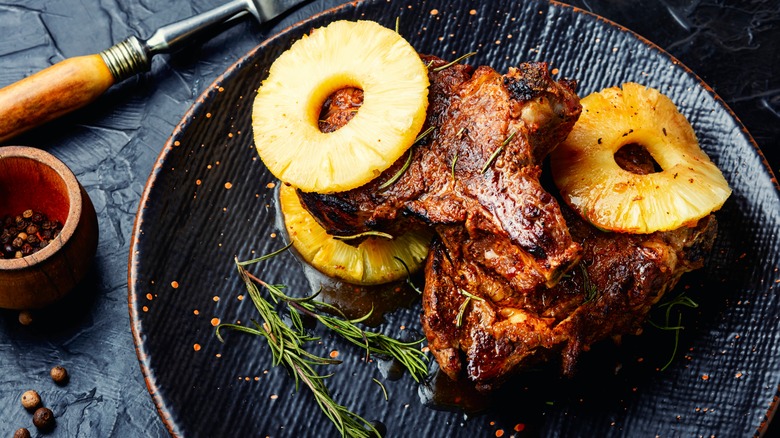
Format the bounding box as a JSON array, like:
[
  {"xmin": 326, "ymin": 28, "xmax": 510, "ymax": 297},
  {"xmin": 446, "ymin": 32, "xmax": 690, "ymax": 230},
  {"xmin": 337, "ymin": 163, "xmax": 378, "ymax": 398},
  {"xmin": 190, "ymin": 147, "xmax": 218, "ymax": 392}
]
[
  {"xmin": 423, "ymin": 208, "xmax": 717, "ymax": 392},
  {"xmin": 299, "ymin": 55, "xmax": 582, "ymax": 291}
]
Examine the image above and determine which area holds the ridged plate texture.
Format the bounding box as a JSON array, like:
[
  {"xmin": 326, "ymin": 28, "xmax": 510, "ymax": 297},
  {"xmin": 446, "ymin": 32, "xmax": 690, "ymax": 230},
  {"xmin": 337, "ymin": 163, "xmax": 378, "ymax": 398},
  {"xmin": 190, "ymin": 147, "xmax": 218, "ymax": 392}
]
[{"xmin": 129, "ymin": 0, "xmax": 780, "ymax": 436}]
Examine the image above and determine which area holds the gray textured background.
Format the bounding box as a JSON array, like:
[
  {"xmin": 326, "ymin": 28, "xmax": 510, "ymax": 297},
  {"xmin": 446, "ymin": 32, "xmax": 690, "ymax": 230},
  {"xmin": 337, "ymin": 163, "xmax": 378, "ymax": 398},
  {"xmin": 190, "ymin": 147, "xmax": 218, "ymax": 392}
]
[{"xmin": 0, "ymin": 0, "xmax": 777, "ymax": 436}]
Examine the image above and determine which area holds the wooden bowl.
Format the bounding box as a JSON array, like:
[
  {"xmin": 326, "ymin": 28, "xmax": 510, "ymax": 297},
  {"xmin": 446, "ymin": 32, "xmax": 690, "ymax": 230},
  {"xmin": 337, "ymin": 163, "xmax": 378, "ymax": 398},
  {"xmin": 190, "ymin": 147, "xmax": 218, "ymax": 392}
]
[{"xmin": 0, "ymin": 146, "xmax": 98, "ymax": 309}]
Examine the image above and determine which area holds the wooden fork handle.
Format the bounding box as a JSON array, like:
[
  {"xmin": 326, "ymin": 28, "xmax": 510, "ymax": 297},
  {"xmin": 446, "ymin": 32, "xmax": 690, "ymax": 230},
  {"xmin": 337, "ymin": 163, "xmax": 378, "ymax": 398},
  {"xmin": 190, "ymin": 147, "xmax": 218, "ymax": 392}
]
[{"xmin": 0, "ymin": 55, "xmax": 116, "ymax": 143}]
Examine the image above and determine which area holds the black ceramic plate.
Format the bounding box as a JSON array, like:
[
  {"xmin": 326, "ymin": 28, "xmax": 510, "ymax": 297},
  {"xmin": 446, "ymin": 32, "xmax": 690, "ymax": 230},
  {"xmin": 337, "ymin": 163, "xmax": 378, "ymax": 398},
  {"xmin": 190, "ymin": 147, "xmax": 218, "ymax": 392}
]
[{"xmin": 129, "ymin": 0, "xmax": 780, "ymax": 436}]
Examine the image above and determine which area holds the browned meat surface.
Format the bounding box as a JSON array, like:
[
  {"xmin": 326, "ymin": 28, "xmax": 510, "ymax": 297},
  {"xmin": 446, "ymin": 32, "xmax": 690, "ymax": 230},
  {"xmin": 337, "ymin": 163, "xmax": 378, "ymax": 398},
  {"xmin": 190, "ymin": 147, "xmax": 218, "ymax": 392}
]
[
  {"xmin": 301, "ymin": 56, "xmax": 582, "ymax": 290},
  {"xmin": 298, "ymin": 55, "xmax": 716, "ymax": 391},
  {"xmin": 422, "ymin": 211, "xmax": 718, "ymax": 391}
]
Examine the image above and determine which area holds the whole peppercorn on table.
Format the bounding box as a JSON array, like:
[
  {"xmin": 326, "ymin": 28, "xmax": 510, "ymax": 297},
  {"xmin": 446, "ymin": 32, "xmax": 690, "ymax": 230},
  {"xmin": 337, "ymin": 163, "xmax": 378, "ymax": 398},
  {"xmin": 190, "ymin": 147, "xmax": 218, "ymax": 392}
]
[{"xmin": 0, "ymin": 0, "xmax": 778, "ymax": 437}]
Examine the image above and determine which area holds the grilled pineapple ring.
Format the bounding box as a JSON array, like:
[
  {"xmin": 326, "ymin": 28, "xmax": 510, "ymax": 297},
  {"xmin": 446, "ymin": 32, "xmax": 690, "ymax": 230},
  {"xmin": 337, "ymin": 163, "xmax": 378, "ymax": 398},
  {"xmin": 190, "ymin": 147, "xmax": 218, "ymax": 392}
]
[
  {"xmin": 279, "ymin": 183, "xmax": 432, "ymax": 285},
  {"xmin": 551, "ymin": 82, "xmax": 731, "ymax": 233},
  {"xmin": 253, "ymin": 20, "xmax": 430, "ymax": 193}
]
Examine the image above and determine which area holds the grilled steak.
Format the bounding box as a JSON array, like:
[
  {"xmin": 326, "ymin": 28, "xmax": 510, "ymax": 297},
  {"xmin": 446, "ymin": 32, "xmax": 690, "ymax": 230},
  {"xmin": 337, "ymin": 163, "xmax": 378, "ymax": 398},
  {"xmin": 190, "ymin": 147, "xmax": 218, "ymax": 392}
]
[
  {"xmin": 295, "ymin": 55, "xmax": 717, "ymax": 391},
  {"xmin": 422, "ymin": 209, "xmax": 717, "ymax": 391},
  {"xmin": 300, "ymin": 56, "xmax": 582, "ymax": 290}
]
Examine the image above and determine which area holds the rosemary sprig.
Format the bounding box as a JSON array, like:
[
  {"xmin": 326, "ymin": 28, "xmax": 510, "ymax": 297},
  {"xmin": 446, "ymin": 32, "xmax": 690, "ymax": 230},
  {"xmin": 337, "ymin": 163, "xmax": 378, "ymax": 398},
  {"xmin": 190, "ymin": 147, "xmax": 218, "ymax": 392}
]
[
  {"xmin": 217, "ymin": 246, "xmax": 430, "ymax": 436},
  {"xmin": 481, "ymin": 131, "xmax": 516, "ymax": 174},
  {"xmin": 432, "ymin": 51, "xmax": 477, "ymax": 72},
  {"xmin": 647, "ymin": 293, "xmax": 699, "ymax": 371},
  {"xmin": 377, "ymin": 126, "xmax": 435, "ymax": 191},
  {"xmin": 217, "ymin": 258, "xmax": 377, "ymax": 438},
  {"xmin": 455, "ymin": 289, "xmax": 484, "ymax": 327}
]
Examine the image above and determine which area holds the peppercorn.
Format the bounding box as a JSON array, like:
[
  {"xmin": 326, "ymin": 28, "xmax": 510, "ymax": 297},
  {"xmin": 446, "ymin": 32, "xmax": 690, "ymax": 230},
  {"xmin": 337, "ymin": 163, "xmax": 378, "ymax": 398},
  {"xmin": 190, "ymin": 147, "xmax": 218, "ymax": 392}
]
[
  {"xmin": 13, "ymin": 428, "xmax": 31, "ymax": 438},
  {"xmin": 32, "ymin": 407, "xmax": 54, "ymax": 431},
  {"xmin": 18, "ymin": 310, "xmax": 33, "ymax": 326},
  {"xmin": 50, "ymin": 365, "xmax": 68, "ymax": 385},
  {"xmin": 20, "ymin": 390, "xmax": 41, "ymax": 411},
  {"xmin": 0, "ymin": 210, "xmax": 64, "ymax": 259}
]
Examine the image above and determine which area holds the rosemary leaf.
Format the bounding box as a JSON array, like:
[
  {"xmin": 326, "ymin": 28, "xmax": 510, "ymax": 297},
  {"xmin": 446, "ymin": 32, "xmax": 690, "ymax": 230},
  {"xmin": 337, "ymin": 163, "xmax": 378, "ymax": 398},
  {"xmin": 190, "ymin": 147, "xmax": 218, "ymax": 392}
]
[
  {"xmin": 480, "ymin": 131, "xmax": 516, "ymax": 174},
  {"xmin": 451, "ymin": 151, "xmax": 458, "ymax": 181},
  {"xmin": 580, "ymin": 264, "xmax": 598, "ymax": 304},
  {"xmin": 334, "ymin": 231, "xmax": 394, "ymax": 241},
  {"xmin": 455, "ymin": 289, "xmax": 484, "ymax": 327},
  {"xmin": 373, "ymin": 378, "xmax": 389, "ymax": 401},
  {"xmin": 377, "ymin": 126, "xmax": 435, "ymax": 191},
  {"xmin": 432, "ymin": 51, "xmax": 477, "ymax": 72},
  {"xmin": 393, "ymin": 256, "xmax": 423, "ymax": 294}
]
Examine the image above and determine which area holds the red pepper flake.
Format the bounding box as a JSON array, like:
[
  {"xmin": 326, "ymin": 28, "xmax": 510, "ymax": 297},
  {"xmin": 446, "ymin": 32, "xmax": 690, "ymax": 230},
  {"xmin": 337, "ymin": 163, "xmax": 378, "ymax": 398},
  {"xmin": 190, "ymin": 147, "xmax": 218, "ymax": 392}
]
[
  {"xmin": 430, "ymin": 9, "xmax": 439, "ymax": 15},
  {"xmin": 329, "ymin": 350, "xmax": 339, "ymax": 359},
  {"xmin": 142, "ymin": 306, "xmax": 149, "ymax": 312},
  {"xmin": 514, "ymin": 423, "xmax": 525, "ymax": 432},
  {"xmin": 171, "ymin": 281, "xmax": 179, "ymax": 289},
  {"xmin": 701, "ymin": 374, "xmax": 709, "ymax": 381},
  {"xmin": 551, "ymin": 67, "xmax": 559, "ymax": 75},
  {"xmin": 224, "ymin": 182, "xmax": 233, "ymax": 189},
  {"xmin": 495, "ymin": 430, "xmax": 505, "ymax": 437},
  {"xmin": 213, "ymin": 296, "xmax": 220, "ymax": 302},
  {"xmin": 211, "ymin": 318, "xmax": 220, "ymax": 327},
  {"xmin": 193, "ymin": 343, "xmax": 201, "ymax": 351},
  {"xmin": 469, "ymin": 9, "xmax": 477, "ymax": 15}
]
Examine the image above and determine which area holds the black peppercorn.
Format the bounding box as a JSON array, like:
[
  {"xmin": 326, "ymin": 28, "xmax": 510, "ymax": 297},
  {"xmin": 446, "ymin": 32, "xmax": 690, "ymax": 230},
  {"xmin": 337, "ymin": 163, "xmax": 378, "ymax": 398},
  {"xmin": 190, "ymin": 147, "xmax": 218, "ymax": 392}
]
[
  {"xmin": 11, "ymin": 236, "xmax": 24, "ymax": 248},
  {"xmin": 13, "ymin": 428, "xmax": 31, "ymax": 438},
  {"xmin": 50, "ymin": 365, "xmax": 68, "ymax": 385},
  {"xmin": 32, "ymin": 407, "xmax": 55, "ymax": 431},
  {"xmin": 20, "ymin": 390, "xmax": 41, "ymax": 411}
]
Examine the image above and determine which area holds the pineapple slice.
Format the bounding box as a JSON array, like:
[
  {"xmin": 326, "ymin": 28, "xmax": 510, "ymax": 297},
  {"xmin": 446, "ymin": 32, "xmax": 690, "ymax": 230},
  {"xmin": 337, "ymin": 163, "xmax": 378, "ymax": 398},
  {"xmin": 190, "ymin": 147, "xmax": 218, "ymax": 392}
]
[
  {"xmin": 551, "ymin": 82, "xmax": 731, "ymax": 233},
  {"xmin": 278, "ymin": 183, "xmax": 432, "ymax": 285},
  {"xmin": 253, "ymin": 20, "xmax": 429, "ymax": 193}
]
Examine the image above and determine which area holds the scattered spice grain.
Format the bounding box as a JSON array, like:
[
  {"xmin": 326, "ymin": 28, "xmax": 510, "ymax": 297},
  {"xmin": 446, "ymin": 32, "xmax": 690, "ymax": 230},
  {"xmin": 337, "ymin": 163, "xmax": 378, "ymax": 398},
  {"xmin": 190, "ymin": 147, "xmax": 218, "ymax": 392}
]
[
  {"xmin": 20, "ymin": 390, "xmax": 41, "ymax": 411},
  {"xmin": 50, "ymin": 365, "xmax": 69, "ymax": 385},
  {"xmin": 13, "ymin": 428, "xmax": 31, "ymax": 438},
  {"xmin": 32, "ymin": 407, "xmax": 54, "ymax": 431}
]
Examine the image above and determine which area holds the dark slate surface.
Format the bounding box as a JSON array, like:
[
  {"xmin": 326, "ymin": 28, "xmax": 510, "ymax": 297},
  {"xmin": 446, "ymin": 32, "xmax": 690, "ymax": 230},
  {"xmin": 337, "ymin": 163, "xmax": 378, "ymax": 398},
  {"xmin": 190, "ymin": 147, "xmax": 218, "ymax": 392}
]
[{"xmin": 0, "ymin": 0, "xmax": 777, "ymax": 437}]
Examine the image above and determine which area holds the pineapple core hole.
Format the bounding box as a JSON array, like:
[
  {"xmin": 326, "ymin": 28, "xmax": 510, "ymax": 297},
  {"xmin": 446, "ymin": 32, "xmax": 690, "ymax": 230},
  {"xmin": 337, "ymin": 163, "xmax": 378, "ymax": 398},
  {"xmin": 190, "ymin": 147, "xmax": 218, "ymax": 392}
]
[
  {"xmin": 614, "ymin": 143, "xmax": 662, "ymax": 175},
  {"xmin": 318, "ymin": 87, "xmax": 364, "ymax": 133}
]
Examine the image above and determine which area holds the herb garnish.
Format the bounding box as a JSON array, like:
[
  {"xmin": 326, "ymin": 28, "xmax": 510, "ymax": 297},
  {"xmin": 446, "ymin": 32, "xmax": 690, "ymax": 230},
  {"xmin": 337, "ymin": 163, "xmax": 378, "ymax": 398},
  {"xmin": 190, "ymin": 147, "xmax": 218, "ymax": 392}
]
[
  {"xmin": 432, "ymin": 52, "xmax": 477, "ymax": 72},
  {"xmin": 394, "ymin": 256, "xmax": 423, "ymax": 295},
  {"xmin": 455, "ymin": 289, "xmax": 484, "ymax": 327},
  {"xmin": 647, "ymin": 293, "xmax": 699, "ymax": 371},
  {"xmin": 481, "ymin": 131, "xmax": 516, "ymax": 174},
  {"xmin": 217, "ymin": 245, "xmax": 429, "ymax": 437},
  {"xmin": 451, "ymin": 151, "xmax": 459, "ymax": 181},
  {"xmin": 377, "ymin": 126, "xmax": 435, "ymax": 191},
  {"xmin": 333, "ymin": 230, "xmax": 394, "ymax": 241},
  {"xmin": 580, "ymin": 264, "xmax": 598, "ymax": 304}
]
